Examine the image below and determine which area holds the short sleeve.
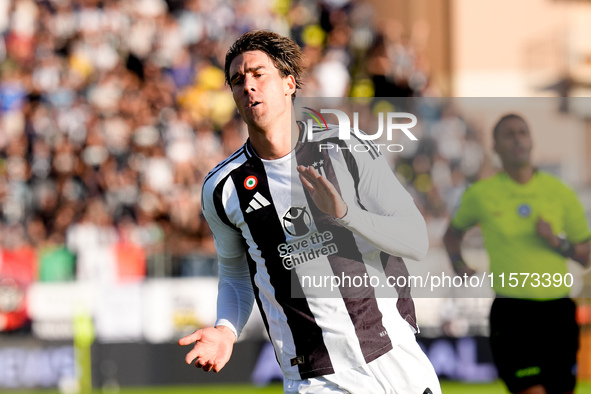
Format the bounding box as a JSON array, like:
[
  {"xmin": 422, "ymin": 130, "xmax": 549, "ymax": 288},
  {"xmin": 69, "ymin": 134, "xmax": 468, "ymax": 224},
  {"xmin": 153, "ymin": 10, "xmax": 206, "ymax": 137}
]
[
  {"xmin": 563, "ymin": 187, "xmax": 591, "ymax": 244},
  {"xmin": 450, "ymin": 185, "xmax": 481, "ymax": 231}
]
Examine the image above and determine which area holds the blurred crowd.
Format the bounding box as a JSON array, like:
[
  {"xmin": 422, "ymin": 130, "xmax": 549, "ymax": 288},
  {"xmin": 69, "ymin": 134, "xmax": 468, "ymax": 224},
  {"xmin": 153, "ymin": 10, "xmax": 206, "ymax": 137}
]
[{"xmin": 0, "ymin": 0, "xmax": 487, "ymax": 331}]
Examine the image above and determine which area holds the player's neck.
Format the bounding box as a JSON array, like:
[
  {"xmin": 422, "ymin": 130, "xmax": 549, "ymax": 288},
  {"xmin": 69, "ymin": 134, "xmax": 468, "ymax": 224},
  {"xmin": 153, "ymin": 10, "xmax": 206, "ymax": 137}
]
[
  {"xmin": 247, "ymin": 112, "xmax": 299, "ymax": 160},
  {"xmin": 504, "ymin": 164, "xmax": 535, "ymax": 184}
]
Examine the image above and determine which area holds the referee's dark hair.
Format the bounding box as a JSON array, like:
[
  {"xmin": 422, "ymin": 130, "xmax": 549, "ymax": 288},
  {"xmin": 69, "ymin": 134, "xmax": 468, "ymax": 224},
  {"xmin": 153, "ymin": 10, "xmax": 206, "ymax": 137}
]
[
  {"xmin": 224, "ymin": 30, "xmax": 305, "ymax": 98},
  {"xmin": 492, "ymin": 113, "xmax": 529, "ymax": 141}
]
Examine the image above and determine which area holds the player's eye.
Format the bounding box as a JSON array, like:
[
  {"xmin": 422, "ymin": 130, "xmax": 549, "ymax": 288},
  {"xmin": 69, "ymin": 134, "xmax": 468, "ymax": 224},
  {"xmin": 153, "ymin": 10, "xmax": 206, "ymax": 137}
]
[{"xmin": 232, "ymin": 76, "xmax": 244, "ymax": 87}]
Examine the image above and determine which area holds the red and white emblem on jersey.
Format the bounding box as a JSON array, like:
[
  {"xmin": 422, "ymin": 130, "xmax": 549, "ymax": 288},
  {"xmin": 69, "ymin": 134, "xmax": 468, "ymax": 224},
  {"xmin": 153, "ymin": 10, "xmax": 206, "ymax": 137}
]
[{"xmin": 244, "ymin": 176, "xmax": 258, "ymax": 190}]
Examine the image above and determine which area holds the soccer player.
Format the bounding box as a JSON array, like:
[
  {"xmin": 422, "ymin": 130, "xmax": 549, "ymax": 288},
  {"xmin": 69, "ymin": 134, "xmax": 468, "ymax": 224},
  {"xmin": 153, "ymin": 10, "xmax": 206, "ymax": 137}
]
[
  {"xmin": 443, "ymin": 114, "xmax": 591, "ymax": 394},
  {"xmin": 179, "ymin": 30, "xmax": 441, "ymax": 393}
]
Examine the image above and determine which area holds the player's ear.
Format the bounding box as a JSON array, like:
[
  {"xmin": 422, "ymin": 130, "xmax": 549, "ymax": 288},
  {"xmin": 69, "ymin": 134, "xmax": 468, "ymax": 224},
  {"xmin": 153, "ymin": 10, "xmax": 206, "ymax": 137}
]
[{"xmin": 284, "ymin": 75, "xmax": 296, "ymax": 96}]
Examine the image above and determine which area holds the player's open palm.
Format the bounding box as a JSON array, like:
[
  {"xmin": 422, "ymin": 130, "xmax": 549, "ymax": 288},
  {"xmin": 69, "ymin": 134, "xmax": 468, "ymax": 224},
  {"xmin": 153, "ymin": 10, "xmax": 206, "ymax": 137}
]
[
  {"xmin": 297, "ymin": 165, "xmax": 348, "ymax": 219},
  {"xmin": 178, "ymin": 326, "xmax": 236, "ymax": 373}
]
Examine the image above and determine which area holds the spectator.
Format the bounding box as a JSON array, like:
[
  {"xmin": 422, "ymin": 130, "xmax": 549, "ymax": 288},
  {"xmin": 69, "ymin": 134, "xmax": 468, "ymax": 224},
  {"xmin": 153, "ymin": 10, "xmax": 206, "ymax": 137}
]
[{"xmin": 0, "ymin": 0, "xmax": 481, "ymax": 286}]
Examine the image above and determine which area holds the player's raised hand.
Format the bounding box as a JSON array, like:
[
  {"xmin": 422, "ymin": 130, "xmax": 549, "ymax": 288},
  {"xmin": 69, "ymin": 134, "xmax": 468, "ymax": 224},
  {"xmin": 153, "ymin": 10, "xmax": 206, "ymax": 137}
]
[
  {"xmin": 297, "ymin": 165, "xmax": 348, "ymax": 219},
  {"xmin": 178, "ymin": 326, "xmax": 236, "ymax": 373}
]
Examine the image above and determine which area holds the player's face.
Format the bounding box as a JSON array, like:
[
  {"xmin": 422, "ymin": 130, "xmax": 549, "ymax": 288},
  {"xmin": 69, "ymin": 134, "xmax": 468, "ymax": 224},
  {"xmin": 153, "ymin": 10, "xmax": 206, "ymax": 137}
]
[
  {"xmin": 229, "ymin": 50, "xmax": 296, "ymax": 132},
  {"xmin": 494, "ymin": 117, "xmax": 533, "ymax": 168}
]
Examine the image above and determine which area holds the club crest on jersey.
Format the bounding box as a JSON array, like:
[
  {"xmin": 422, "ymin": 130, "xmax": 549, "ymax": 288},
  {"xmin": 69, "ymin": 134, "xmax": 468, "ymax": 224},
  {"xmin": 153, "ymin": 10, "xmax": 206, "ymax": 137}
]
[
  {"xmin": 312, "ymin": 159, "xmax": 326, "ymax": 178},
  {"xmin": 244, "ymin": 175, "xmax": 257, "ymax": 190},
  {"xmin": 517, "ymin": 203, "xmax": 531, "ymax": 218},
  {"xmin": 282, "ymin": 207, "xmax": 312, "ymax": 237}
]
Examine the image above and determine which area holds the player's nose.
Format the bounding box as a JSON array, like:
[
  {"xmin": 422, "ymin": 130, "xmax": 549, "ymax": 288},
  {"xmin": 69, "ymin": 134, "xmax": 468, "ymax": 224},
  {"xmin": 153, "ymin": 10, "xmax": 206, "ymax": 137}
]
[{"xmin": 243, "ymin": 75, "xmax": 257, "ymax": 92}]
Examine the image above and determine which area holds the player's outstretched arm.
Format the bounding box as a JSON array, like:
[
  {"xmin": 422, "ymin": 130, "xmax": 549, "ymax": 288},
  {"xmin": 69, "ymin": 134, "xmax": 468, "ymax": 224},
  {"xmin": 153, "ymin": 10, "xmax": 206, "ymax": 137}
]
[{"xmin": 178, "ymin": 325, "xmax": 236, "ymax": 373}]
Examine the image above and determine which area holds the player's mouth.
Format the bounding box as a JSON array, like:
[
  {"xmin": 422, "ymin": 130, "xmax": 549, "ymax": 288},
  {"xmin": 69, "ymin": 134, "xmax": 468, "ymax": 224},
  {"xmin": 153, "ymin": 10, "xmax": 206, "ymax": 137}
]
[{"xmin": 247, "ymin": 101, "xmax": 261, "ymax": 109}]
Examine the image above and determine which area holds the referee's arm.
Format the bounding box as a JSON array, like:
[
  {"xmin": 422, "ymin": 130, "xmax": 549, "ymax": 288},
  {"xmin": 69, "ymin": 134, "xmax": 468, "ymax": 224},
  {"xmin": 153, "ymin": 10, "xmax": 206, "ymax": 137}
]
[
  {"xmin": 536, "ymin": 218, "xmax": 590, "ymax": 267},
  {"xmin": 443, "ymin": 225, "xmax": 476, "ymax": 277},
  {"xmin": 571, "ymin": 240, "xmax": 591, "ymax": 267}
]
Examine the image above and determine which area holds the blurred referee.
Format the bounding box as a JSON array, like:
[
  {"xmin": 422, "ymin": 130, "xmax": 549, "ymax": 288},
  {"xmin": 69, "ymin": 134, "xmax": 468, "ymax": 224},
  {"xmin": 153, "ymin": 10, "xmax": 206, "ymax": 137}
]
[{"xmin": 443, "ymin": 114, "xmax": 591, "ymax": 394}]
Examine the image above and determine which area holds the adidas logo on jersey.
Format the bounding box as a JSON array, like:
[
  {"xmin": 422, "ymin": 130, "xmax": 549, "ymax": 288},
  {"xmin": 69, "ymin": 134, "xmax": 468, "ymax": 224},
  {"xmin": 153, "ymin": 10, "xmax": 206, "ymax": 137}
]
[{"xmin": 246, "ymin": 192, "xmax": 271, "ymax": 213}]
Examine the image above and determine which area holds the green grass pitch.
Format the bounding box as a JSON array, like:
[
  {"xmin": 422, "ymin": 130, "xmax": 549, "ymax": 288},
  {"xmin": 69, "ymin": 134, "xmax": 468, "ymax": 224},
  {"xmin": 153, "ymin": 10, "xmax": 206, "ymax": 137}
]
[{"xmin": 8, "ymin": 380, "xmax": 591, "ymax": 393}]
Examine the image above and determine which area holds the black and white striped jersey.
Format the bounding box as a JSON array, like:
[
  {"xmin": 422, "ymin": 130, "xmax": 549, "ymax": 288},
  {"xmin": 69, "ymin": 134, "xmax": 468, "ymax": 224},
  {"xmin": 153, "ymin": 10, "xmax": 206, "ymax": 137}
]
[{"xmin": 202, "ymin": 122, "xmax": 428, "ymax": 380}]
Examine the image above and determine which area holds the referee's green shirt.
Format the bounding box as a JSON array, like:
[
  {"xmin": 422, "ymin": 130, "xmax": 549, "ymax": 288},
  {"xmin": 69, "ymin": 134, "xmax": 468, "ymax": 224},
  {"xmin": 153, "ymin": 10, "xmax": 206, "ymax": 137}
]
[{"xmin": 451, "ymin": 170, "xmax": 591, "ymax": 299}]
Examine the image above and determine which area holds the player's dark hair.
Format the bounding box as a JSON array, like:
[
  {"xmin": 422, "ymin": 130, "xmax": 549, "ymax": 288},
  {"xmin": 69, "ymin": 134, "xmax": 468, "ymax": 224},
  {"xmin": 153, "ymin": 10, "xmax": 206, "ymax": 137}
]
[
  {"xmin": 224, "ymin": 30, "xmax": 305, "ymax": 98},
  {"xmin": 492, "ymin": 113, "xmax": 528, "ymax": 141}
]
